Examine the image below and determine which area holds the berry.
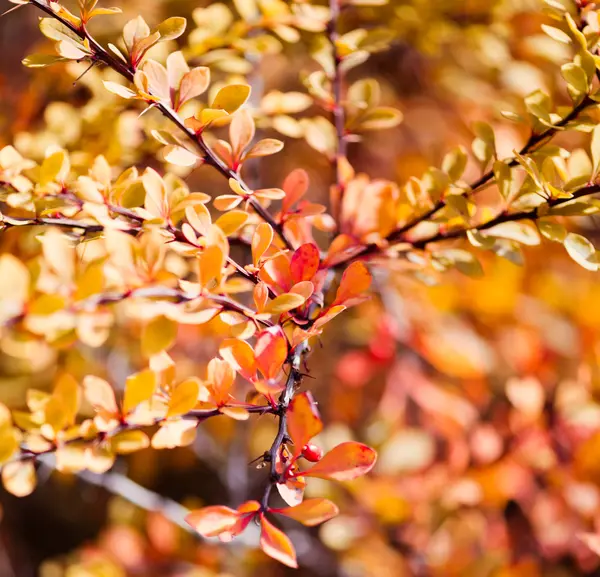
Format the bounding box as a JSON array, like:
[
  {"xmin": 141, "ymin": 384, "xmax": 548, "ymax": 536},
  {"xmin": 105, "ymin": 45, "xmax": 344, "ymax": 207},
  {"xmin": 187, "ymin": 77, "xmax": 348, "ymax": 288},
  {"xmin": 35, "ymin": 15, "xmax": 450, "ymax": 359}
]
[{"xmin": 301, "ymin": 443, "xmax": 324, "ymax": 462}]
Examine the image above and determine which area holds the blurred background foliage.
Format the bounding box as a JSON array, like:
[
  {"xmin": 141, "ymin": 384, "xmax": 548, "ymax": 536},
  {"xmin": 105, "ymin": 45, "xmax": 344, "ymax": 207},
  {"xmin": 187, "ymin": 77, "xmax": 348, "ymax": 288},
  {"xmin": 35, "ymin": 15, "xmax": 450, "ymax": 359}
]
[{"xmin": 3, "ymin": 0, "xmax": 600, "ymax": 576}]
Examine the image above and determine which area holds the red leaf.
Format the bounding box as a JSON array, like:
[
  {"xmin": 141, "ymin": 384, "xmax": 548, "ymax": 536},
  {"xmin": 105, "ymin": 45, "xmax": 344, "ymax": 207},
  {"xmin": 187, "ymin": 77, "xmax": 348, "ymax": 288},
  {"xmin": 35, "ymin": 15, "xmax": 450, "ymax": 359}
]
[
  {"xmin": 287, "ymin": 391, "xmax": 322, "ymax": 458},
  {"xmin": 303, "ymin": 441, "xmax": 377, "ymax": 481},
  {"xmin": 290, "ymin": 243, "xmax": 320, "ymax": 284},
  {"xmin": 255, "ymin": 326, "xmax": 288, "ymax": 381},
  {"xmin": 273, "ymin": 498, "xmax": 339, "ymax": 526},
  {"xmin": 332, "ymin": 261, "xmax": 372, "ymax": 307},
  {"xmin": 260, "ymin": 515, "xmax": 298, "ymax": 568}
]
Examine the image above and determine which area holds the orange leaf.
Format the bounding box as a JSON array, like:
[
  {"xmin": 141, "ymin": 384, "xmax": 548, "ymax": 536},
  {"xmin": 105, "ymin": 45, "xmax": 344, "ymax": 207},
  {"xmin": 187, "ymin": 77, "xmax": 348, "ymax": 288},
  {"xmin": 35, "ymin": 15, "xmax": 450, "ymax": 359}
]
[
  {"xmin": 220, "ymin": 405, "xmax": 250, "ymax": 420},
  {"xmin": 207, "ymin": 358, "xmax": 235, "ymax": 405},
  {"xmin": 178, "ymin": 66, "xmax": 210, "ymax": 108},
  {"xmin": 259, "ymin": 515, "xmax": 298, "ymax": 568},
  {"xmin": 255, "ymin": 326, "xmax": 288, "ymax": 381},
  {"xmin": 252, "ymin": 222, "xmax": 274, "ymax": 267},
  {"xmin": 290, "ymin": 243, "xmax": 320, "ymax": 284},
  {"xmin": 287, "ymin": 391, "xmax": 322, "ymax": 458},
  {"xmin": 219, "ymin": 338, "xmax": 257, "ymax": 381},
  {"xmin": 273, "ymin": 498, "xmax": 339, "ymax": 526},
  {"xmin": 303, "ymin": 441, "xmax": 377, "ymax": 481},
  {"xmin": 332, "ymin": 261, "xmax": 372, "ymax": 307},
  {"xmin": 254, "ymin": 282, "xmax": 269, "ymax": 312},
  {"xmin": 282, "ymin": 168, "xmax": 309, "ymax": 214},
  {"xmin": 186, "ymin": 506, "xmax": 241, "ymax": 538},
  {"xmin": 187, "ymin": 501, "xmax": 260, "ymax": 540}
]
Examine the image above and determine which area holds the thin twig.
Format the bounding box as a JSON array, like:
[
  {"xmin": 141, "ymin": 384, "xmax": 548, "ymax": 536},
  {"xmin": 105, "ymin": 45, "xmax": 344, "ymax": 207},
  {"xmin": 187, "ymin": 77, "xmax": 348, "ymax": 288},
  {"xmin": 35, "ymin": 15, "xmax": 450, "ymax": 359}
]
[
  {"xmin": 333, "ymin": 96, "xmax": 597, "ymax": 267},
  {"xmin": 327, "ymin": 0, "xmax": 347, "ymax": 226}
]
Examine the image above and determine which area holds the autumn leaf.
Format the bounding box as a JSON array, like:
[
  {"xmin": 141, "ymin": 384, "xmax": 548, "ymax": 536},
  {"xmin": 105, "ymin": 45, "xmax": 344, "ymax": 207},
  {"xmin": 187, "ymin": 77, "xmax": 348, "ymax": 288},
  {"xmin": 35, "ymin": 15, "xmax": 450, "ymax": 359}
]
[
  {"xmin": 186, "ymin": 505, "xmax": 240, "ymax": 537},
  {"xmin": 141, "ymin": 316, "xmax": 178, "ymax": 357},
  {"xmin": 303, "ymin": 441, "xmax": 377, "ymax": 481},
  {"xmin": 110, "ymin": 430, "xmax": 150, "ymax": 454},
  {"xmin": 123, "ymin": 370, "xmax": 156, "ymax": 415},
  {"xmin": 219, "ymin": 338, "xmax": 257, "ymax": 381},
  {"xmin": 287, "ymin": 391, "xmax": 323, "ymax": 458},
  {"xmin": 255, "ymin": 326, "xmax": 288, "ymax": 380},
  {"xmin": 167, "ymin": 378, "xmax": 200, "ymax": 417},
  {"xmin": 186, "ymin": 501, "xmax": 260, "ymax": 540},
  {"xmin": 260, "ymin": 515, "xmax": 298, "ymax": 568},
  {"xmin": 332, "ymin": 261, "xmax": 372, "ymax": 307},
  {"xmin": 290, "ymin": 243, "xmax": 320, "ymax": 283},
  {"xmin": 273, "ymin": 498, "xmax": 339, "ymax": 526}
]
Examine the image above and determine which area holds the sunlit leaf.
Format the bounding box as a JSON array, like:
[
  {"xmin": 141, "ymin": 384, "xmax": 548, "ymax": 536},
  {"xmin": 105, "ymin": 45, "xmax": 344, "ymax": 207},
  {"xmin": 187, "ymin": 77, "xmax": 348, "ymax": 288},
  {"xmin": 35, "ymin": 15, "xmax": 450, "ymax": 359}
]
[
  {"xmin": 303, "ymin": 441, "xmax": 377, "ymax": 481},
  {"xmin": 287, "ymin": 391, "xmax": 322, "ymax": 457},
  {"xmin": 110, "ymin": 430, "xmax": 150, "ymax": 454},
  {"xmin": 260, "ymin": 515, "xmax": 298, "ymax": 568},
  {"xmin": 273, "ymin": 498, "xmax": 339, "ymax": 526},
  {"xmin": 123, "ymin": 370, "xmax": 157, "ymax": 415}
]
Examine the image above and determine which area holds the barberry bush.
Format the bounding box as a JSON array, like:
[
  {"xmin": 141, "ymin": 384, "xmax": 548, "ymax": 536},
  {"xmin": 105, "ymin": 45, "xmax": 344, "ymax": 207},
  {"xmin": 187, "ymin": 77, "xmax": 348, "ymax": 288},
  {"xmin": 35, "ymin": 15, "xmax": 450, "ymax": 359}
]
[{"xmin": 3, "ymin": 0, "xmax": 600, "ymax": 574}]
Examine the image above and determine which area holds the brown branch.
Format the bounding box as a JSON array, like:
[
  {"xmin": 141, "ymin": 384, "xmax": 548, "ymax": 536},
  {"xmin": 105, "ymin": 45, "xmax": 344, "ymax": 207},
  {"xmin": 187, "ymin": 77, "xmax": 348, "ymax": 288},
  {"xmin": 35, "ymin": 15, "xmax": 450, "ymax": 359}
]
[
  {"xmin": 327, "ymin": 0, "xmax": 347, "ymax": 226},
  {"xmin": 408, "ymin": 184, "xmax": 600, "ymax": 249},
  {"xmin": 27, "ymin": 0, "xmax": 294, "ymax": 252},
  {"xmin": 260, "ymin": 341, "xmax": 308, "ymax": 510},
  {"xmin": 15, "ymin": 404, "xmax": 275, "ymax": 465},
  {"xmin": 332, "ymin": 96, "xmax": 597, "ymax": 268}
]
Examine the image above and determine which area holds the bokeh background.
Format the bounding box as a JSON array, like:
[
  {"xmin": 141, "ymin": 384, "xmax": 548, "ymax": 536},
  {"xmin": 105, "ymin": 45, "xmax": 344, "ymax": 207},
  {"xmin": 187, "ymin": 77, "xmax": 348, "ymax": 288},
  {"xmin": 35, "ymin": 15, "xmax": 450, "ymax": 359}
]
[{"xmin": 3, "ymin": 0, "xmax": 600, "ymax": 576}]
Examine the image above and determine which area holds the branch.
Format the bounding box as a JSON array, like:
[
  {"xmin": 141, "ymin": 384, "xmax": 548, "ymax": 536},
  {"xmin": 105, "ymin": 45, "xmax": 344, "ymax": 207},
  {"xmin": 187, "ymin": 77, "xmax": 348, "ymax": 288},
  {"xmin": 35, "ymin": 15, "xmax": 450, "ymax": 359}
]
[
  {"xmin": 39, "ymin": 454, "xmax": 196, "ymax": 533},
  {"xmin": 332, "ymin": 98, "xmax": 598, "ymax": 267},
  {"xmin": 15, "ymin": 404, "xmax": 275, "ymax": 465},
  {"xmin": 327, "ymin": 0, "xmax": 347, "ymax": 225},
  {"xmin": 27, "ymin": 0, "xmax": 295, "ymax": 252},
  {"xmin": 408, "ymin": 184, "xmax": 600, "ymax": 249},
  {"xmin": 260, "ymin": 341, "xmax": 308, "ymax": 510}
]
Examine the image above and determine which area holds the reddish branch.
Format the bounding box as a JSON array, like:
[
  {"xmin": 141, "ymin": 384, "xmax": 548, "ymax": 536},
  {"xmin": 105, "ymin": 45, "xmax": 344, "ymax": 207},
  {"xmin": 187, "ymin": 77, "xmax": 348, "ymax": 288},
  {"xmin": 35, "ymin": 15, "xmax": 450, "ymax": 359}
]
[
  {"xmin": 15, "ymin": 404, "xmax": 275, "ymax": 464},
  {"xmin": 409, "ymin": 183, "xmax": 600, "ymax": 249},
  {"xmin": 28, "ymin": 0, "xmax": 294, "ymax": 252}
]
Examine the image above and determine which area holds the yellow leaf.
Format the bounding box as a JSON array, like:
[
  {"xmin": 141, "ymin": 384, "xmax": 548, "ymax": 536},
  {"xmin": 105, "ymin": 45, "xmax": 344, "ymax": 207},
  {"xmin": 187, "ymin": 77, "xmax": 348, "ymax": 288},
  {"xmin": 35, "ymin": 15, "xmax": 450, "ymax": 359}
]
[
  {"xmin": 0, "ymin": 427, "xmax": 19, "ymax": 464},
  {"xmin": 141, "ymin": 316, "xmax": 178, "ymax": 357},
  {"xmin": 168, "ymin": 378, "xmax": 200, "ymax": 417},
  {"xmin": 0, "ymin": 254, "xmax": 30, "ymax": 322},
  {"xmin": 152, "ymin": 419, "xmax": 197, "ymax": 449},
  {"xmin": 215, "ymin": 210, "xmax": 249, "ymax": 236},
  {"xmin": 210, "ymin": 84, "xmax": 251, "ymax": 114},
  {"xmin": 110, "ymin": 430, "xmax": 150, "ymax": 454},
  {"xmin": 2, "ymin": 460, "xmax": 36, "ymax": 497},
  {"xmin": 123, "ymin": 369, "xmax": 157, "ymax": 415},
  {"xmin": 264, "ymin": 293, "xmax": 306, "ymax": 314},
  {"xmin": 252, "ymin": 223, "xmax": 274, "ymax": 266},
  {"xmin": 40, "ymin": 229, "xmax": 75, "ymax": 283},
  {"xmin": 156, "ymin": 16, "xmax": 187, "ymax": 42},
  {"xmin": 186, "ymin": 203, "xmax": 212, "ymax": 236},
  {"xmin": 220, "ymin": 406, "xmax": 250, "ymax": 420},
  {"xmin": 85, "ymin": 444, "xmax": 115, "ymax": 474},
  {"xmin": 53, "ymin": 373, "xmax": 80, "ymax": 426}
]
